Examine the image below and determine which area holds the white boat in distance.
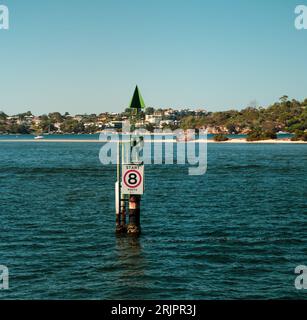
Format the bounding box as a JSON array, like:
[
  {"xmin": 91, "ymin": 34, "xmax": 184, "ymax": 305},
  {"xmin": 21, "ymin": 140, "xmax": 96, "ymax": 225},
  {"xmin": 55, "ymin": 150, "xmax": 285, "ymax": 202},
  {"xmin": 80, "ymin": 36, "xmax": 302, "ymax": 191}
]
[{"xmin": 34, "ymin": 135, "xmax": 44, "ymax": 140}]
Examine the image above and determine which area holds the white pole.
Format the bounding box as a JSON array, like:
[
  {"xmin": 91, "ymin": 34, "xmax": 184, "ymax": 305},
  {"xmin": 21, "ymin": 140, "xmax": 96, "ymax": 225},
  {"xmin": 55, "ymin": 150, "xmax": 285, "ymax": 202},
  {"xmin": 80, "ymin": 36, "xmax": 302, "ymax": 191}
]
[
  {"xmin": 115, "ymin": 140, "xmax": 121, "ymax": 230},
  {"xmin": 115, "ymin": 181, "xmax": 120, "ymax": 215}
]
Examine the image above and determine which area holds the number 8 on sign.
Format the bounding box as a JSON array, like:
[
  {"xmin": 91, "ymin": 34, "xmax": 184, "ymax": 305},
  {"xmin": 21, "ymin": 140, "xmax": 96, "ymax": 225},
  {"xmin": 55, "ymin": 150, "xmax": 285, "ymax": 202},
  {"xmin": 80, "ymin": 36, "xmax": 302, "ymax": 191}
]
[
  {"xmin": 122, "ymin": 165, "xmax": 144, "ymax": 195},
  {"xmin": 124, "ymin": 170, "xmax": 142, "ymax": 188}
]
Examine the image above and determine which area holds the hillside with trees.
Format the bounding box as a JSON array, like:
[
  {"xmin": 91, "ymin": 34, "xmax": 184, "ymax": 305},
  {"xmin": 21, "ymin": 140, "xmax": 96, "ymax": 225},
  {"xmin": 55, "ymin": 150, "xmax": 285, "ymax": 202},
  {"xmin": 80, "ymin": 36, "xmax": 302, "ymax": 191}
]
[
  {"xmin": 178, "ymin": 96, "xmax": 306, "ymax": 132},
  {"xmin": 0, "ymin": 96, "xmax": 306, "ymax": 140}
]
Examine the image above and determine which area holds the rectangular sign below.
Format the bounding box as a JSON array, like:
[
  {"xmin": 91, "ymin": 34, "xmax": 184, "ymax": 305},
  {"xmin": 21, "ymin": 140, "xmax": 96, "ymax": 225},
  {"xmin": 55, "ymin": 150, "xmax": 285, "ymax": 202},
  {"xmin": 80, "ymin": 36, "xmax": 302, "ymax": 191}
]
[{"xmin": 122, "ymin": 164, "xmax": 144, "ymax": 195}]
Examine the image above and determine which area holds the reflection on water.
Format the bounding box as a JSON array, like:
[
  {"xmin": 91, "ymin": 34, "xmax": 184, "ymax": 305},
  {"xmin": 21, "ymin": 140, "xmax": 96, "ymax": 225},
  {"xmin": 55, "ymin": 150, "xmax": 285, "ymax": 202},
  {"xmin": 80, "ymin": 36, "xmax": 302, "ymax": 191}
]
[
  {"xmin": 116, "ymin": 235, "xmax": 143, "ymax": 263},
  {"xmin": 115, "ymin": 235, "xmax": 148, "ymax": 290}
]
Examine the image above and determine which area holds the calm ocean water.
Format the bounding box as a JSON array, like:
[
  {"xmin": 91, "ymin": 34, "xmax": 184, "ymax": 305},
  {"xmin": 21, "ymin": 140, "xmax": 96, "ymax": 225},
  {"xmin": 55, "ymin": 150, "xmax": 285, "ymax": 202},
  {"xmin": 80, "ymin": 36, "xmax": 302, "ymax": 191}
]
[{"xmin": 0, "ymin": 141, "xmax": 306, "ymax": 300}]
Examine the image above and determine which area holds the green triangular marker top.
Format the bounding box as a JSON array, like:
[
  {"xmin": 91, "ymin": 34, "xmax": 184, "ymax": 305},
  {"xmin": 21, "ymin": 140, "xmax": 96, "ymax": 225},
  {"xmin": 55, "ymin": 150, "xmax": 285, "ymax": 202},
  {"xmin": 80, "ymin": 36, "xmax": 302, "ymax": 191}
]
[{"xmin": 128, "ymin": 86, "xmax": 146, "ymax": 109}]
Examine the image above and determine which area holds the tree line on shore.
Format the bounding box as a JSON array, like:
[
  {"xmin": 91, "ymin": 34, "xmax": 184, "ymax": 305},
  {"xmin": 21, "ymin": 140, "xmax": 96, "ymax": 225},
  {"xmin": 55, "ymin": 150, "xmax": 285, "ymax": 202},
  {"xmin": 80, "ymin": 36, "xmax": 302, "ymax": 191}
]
[
  {"xmin": 181, "ymin": 96, "xmax": 307, "ymax": 141},
  {"xmin": 0, "ymin": 96, "xmax": 306, "ymax": 141}
]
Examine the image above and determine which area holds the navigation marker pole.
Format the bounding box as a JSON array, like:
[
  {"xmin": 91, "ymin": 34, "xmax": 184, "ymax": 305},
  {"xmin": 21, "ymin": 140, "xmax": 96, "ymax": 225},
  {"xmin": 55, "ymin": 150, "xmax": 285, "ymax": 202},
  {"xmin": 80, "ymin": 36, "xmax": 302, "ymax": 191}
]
[{"xmin": 116, "ymin": 86, "xmax": 145, "ymax": 236}]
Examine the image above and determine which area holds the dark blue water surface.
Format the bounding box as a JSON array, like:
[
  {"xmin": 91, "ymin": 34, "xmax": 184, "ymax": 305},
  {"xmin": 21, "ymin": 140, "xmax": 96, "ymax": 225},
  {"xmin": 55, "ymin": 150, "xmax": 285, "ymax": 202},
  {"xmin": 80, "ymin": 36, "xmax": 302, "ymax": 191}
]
[{"xmin": 0, "ymin": 142, "xmax": 306, "ymax": 299}]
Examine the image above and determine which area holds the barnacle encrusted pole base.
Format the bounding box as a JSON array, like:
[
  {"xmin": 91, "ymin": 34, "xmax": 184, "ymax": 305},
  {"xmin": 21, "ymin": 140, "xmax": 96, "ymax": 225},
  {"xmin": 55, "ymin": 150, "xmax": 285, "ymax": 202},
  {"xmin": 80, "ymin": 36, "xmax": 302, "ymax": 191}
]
[{"xmin": 127, "ymin": 195, "xmax": 141, "ymax": 236}]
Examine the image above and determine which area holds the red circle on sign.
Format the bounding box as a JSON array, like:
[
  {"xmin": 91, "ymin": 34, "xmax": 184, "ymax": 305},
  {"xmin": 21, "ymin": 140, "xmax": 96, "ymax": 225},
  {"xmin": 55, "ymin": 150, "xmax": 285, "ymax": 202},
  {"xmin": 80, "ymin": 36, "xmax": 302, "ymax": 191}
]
[{"xmin": 124, "ymin": 170, "xmax": 142, "ymax": 188}]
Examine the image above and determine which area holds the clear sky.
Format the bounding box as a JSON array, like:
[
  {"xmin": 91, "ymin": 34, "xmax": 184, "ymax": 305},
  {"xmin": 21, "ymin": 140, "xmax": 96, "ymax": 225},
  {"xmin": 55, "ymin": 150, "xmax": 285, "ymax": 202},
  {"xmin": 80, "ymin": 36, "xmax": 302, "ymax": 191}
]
[{"xmin": 0, "ymin": 0, "xmax": 306, "ymax": 115}]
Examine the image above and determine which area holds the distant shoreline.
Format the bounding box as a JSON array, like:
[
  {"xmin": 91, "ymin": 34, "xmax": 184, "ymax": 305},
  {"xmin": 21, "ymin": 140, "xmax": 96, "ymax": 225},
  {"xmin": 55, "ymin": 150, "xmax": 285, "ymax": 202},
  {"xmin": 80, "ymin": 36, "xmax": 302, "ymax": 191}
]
[{"xmin": 0, "ymin": 138, "xmax": 306, "ymax": 144}]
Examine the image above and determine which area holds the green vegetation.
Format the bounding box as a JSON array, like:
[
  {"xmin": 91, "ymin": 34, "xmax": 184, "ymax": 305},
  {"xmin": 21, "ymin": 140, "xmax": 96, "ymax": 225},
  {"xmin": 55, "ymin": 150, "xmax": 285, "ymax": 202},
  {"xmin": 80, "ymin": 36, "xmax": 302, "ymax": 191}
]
[
  {"xmin": 178, "ymin": 97, "xmax": 307, "ymax": 139},
  {"xmin": 145, "ymin": 123, "xmax": 155, "ymax": 133},
  {"xmin": 145, "ymin": 107, "xmax": 155, "ymax": 115},
  {"xmin": 0, "ymin": 111, "xmax": 7, "ymax": 120},
  {"xmin": 246, "ymin": 128, "xmax": 277, "ymax": 141},
  {"xmin": 213, "ymin": 134, "xmax": 229, "ymax": 142},
  {"xmin": 6, "ymin": 123, "xmax": 31, "ymax": 134},
  {"xmin": 60, "ymin": 119, "xmax": 85, "ymax": 134},
  {"xmin": 291, "ymin": 130, "xmax": 307, "ymax": 141}
]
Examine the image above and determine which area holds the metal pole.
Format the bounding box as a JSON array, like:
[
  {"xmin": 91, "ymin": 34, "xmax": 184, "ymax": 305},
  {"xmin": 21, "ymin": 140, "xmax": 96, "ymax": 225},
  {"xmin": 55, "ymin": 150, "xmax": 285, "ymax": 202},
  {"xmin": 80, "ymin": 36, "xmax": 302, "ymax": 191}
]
[
  {"xmin": 120, "ymin": 141, "xmax": 127, "ymax": 231},
  {"xmin": 116, "ymin": 140, "xmax": 125, "ymax": 234},
  {"xmin": 127, "ymin": 111, "xmax": 142, "ymax": 236}
]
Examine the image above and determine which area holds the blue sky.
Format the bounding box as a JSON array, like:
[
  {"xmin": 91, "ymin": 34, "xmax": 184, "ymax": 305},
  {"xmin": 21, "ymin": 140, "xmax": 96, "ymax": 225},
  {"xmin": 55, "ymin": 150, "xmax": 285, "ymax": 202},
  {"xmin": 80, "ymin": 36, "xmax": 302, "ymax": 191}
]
[{"xmin": 0, "ymin": 0, "xmax": 306, "ymax": 115}]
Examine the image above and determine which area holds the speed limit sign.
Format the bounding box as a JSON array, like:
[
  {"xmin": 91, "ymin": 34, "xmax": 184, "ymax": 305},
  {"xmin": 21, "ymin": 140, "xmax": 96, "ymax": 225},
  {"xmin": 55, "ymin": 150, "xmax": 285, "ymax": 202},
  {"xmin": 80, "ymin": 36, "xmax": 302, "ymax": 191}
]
[{"xmin": 122, "ymin": 164, "xmax": 144, "ymax": 195}]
